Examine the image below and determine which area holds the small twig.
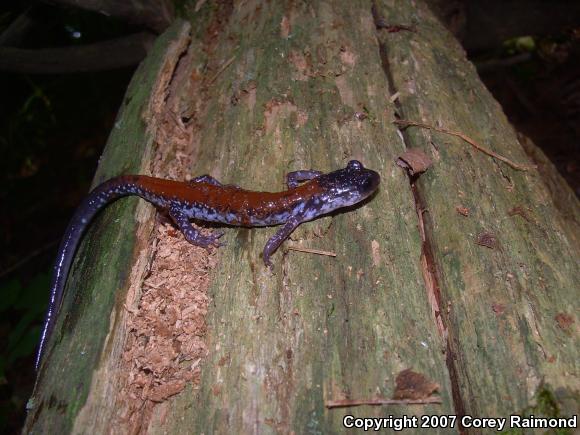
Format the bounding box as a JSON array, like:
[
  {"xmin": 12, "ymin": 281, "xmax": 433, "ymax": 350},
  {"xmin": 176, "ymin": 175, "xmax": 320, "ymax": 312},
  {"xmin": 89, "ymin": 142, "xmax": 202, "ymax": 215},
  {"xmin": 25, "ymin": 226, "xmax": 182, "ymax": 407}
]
[
  {"xmin": 394, "ymin": 119, "xmax": 536, "ymax": 171},
  {"xmin": 286, "ymin": 246, "xmax": 336, "ymax": 258},
  {"xmin": 376, "ymin": 23, "xmax": 416, "ymax": 33},
  {"xmin": 208, "ymin": 55, "xmax": 236, "ymax": 84},
  {"xmin": 0, "ymin": 239, "xmax": 59, "ymax": 279},
  {"xmin": 474, "ymin": 52, "xmax": 532, "ymax": 73},
  {"xmin": 0, "ymin": 7, "xmax": 34, "ymax": 47},
  {"xmin": 326, "ymin": 397, "xmax": 442, "ymax": 409}
]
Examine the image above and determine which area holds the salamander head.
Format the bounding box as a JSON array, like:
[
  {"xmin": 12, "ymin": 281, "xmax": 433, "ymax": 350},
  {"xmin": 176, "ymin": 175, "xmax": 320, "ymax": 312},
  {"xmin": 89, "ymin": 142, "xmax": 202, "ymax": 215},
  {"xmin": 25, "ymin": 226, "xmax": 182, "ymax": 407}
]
[{"xmin": 316, "ymin": 160, "xmax": 380, "ymax": 211}]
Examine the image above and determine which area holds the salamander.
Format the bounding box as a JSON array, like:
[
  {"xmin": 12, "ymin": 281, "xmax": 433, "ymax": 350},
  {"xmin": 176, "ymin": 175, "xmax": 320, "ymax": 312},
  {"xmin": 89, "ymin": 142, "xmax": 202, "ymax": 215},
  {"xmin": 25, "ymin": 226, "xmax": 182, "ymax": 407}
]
[{"xmin": 35, "ymin": 160, "xmax": 380, "ymax": 369}]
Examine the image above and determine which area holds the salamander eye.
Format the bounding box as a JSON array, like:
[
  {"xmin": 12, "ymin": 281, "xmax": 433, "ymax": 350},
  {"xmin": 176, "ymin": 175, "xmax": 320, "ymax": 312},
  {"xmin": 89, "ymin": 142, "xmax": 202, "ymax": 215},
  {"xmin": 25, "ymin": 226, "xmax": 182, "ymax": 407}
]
[{"xmin": 348, "ymin": 160, "xmax": 363, "ymax": 170}]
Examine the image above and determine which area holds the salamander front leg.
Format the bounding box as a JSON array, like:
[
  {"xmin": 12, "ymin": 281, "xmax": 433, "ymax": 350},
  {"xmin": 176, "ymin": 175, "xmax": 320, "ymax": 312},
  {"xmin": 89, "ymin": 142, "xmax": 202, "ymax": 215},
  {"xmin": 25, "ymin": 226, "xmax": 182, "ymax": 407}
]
[
  {"xmin": 189, "ymin": 175, "xmax": 223, "ymax": 186},
  {"xmin": 263, "ymin": 217, "xmax": 301, "ymax": 268},
  {"xmin": 286, "ymin": 170, "xmax": 323, "ymax": 189},
  {"xmin": 169, "ymin": 205, "xmax": 224, "ymax": 248}
]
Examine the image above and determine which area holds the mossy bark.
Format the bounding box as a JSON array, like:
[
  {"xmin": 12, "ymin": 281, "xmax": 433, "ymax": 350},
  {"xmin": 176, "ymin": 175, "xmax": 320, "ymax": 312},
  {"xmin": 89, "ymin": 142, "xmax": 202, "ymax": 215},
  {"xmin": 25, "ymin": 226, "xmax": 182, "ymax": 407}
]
[
  {"xmin": 26, "ymin": 1, "xmax": 579, "ymax": 433},
  {"xmin": 374, "ymin": 0, "xmax": 579, "ymax": 420}
]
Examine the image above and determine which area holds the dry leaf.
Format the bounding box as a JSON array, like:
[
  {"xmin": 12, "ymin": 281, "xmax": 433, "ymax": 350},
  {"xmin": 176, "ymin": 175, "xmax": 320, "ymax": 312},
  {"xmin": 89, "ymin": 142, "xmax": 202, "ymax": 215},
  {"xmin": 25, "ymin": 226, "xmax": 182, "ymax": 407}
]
[
  {"xmin": 393, "ymin": 369, "xmax": 440, "ymax": 400},
  {"xmin": 476, "ymin": 232, "xmax": 498, "ymax": 249},
  {"xmin": 396, "ymin": 149, "xmax": 433, "ymax": 175},
  {"xmin": 555, "ymin": 313, "xmax": 574, "ymax": 331}
]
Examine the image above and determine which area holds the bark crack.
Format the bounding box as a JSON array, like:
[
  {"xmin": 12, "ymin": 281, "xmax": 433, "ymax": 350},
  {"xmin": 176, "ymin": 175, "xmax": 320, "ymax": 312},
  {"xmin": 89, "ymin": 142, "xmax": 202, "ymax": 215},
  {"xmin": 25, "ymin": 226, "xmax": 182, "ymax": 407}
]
[{"xmin": 371, "ymin": 1, "xmax": 467, "ymax": 425}]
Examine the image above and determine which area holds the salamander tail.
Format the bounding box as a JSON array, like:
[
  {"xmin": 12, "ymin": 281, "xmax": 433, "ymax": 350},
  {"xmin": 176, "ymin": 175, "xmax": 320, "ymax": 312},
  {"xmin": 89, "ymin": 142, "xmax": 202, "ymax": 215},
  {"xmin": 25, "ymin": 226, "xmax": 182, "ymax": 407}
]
[{"xmin": 35, "ymin": 175, "xmax": 146, "ymax": 371}]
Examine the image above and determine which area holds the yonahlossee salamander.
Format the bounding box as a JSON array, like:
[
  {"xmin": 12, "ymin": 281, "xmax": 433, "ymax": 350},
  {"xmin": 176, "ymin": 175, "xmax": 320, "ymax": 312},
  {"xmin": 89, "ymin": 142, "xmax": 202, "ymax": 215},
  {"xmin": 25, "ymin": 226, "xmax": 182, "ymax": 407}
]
[{"xmin": 35, "ymin": 160, "xmax": 380, "ymax": 369}]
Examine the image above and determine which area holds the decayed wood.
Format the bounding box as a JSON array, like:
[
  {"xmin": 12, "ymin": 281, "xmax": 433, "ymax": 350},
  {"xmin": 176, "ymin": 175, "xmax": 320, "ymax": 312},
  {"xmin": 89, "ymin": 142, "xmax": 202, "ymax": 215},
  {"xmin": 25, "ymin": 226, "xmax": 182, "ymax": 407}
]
[{"xmin": 26, "ymin": 0, "xmax": 579, "ymax": 433}]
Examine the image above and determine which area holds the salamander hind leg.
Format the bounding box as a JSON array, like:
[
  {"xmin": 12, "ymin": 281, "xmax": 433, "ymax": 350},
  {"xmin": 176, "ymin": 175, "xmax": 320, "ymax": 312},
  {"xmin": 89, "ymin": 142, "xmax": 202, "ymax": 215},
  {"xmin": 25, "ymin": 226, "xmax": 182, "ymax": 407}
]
[
  {"xmin": 263, "ymin": 217, "xmax": 301, "ymax": 268},
  {"xmin": 190, "ymin": 175, "xmax": 242, "ymax": 190},
  {"xmin": 286, "ymin": 170, "xmax": 323, "ymax": 189},
  {"xmin": 189, "ymin": 174, "xmax": 223, "ymax": 186},
  {"xmin": 169, "ymin": 205, "xmax": 225, "ymax": 248}
]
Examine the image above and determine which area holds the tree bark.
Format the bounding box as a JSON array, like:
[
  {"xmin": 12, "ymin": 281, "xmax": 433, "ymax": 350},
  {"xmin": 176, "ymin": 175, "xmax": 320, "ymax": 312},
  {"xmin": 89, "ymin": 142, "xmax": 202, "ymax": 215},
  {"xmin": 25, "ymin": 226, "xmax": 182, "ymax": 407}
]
[
  {"xmin": 25, "ymin": 1, "xmax": 579, "ymax": 433},
  {"xmin": 0, "ymin": 33, "xmax": 156, "ymax": 74}
]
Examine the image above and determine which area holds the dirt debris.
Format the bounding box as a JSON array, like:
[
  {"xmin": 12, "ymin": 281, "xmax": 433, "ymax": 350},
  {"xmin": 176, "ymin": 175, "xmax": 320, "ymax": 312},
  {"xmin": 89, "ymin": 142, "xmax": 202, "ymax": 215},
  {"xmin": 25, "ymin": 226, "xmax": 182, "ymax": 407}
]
[{"xmin": 116, "ymin": 224, "xmax": 217, "ymax": 428}]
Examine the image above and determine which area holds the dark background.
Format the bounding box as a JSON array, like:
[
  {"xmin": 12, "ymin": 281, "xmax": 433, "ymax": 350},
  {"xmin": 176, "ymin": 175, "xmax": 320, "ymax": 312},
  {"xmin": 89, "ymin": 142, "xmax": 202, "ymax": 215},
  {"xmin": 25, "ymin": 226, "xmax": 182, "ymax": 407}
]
[{"xmin": 0, "ymin": 1, "xmax": 578, "ymax": 433}]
